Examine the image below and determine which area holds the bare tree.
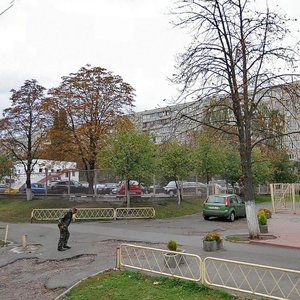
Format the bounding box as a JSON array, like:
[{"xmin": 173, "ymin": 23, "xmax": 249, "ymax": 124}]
[
  {"xmin": 0, "ymin": 79, "xmax": 47, "ymax": 200},
  {"xmin": 171, "ymin": 0, "xmax": 300, "ymax": 238}
]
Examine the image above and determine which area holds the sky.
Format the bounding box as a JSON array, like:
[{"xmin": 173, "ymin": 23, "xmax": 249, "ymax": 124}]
[{"xmin": 0, "ymin": 0, "xmax": 300, "ymax": 115}]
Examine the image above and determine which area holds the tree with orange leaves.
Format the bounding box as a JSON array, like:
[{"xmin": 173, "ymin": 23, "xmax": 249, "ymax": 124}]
[{"xmin": 45, "ymin": 65, "xmax": 135, "ymax": 192}]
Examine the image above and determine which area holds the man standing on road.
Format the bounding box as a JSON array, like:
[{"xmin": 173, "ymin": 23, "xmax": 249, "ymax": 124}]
[{"xmin": 57, "ymin": 207, "xmax": 77, "ymax": 251}]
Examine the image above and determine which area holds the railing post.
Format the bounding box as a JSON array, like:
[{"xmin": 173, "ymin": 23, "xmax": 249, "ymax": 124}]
[{"xmin": 116, "ymin": 247, "xmax": 121, "ymax": 270}]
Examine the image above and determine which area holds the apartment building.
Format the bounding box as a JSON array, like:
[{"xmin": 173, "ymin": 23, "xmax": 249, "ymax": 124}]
[{"xmin": 133, "ymin": 90, "xmax": 300, "ymax": 161}]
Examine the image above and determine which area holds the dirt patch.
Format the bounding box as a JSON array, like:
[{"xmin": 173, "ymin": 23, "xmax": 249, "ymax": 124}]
[{"xmin": 0, "ymin": 240, "xmax": 165, "ymax": 300}]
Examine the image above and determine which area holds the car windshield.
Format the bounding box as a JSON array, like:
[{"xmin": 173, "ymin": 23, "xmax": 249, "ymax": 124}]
[{"xmin": 207, "ymin": 196, "xmax": 225, "ymax": 203}]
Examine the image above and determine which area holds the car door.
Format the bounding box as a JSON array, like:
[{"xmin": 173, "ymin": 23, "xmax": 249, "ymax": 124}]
[
  {"xmin": 236, "ymin": 195, "xmax": 246, "ymax": 217},
  {"xmin": 233, "ymin": 195, "xmax": 244, "ymax": 216}
]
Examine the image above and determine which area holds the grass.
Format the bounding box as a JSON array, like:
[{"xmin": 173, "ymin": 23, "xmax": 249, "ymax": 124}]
[
  {"xmin": 0, "ymin": 240, "xmax": 9, "ymax": 247},
  {"xmin": 255, "ymin": 195, "xmax": 271, "ymax": 203},
  {"xmin": 0, "ymin": 196, "xmax": 204, "ymax": 223},
  {"xmin": 65, "ymin": 270, "xmax": 245, "ymax": 300},
  {"xmin": 0, "ymin": 193, "xmax": 271, "ymax": 223}
]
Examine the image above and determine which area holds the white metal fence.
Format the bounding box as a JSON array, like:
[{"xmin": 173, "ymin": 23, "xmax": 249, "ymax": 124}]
[
  {"xmin": 270, "ymin": 183, "xmax": 299, "ymax": 214},
  {"xmin": 118, "ymin": 243, "xmax": 300, "ymax": 300}
]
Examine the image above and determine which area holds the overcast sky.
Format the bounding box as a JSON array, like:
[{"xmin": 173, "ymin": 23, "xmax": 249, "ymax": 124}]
[{"xmin": 0, "ymin": 0, "xmax": 300, "ymax": 115}]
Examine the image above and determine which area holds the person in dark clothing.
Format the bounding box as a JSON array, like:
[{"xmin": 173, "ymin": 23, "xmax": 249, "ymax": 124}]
[{"xmin": 57, "ymin": 207, "xmax": 77, "ymax": 251}]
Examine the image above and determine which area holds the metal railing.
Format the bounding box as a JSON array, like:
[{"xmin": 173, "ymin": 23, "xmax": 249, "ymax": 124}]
[
  {"xmin": 117, "ymin": 244, "xmax": 300, "ymax": 300},
  {"xmin": 117, "ymin": 243, "xmax": 202, "ymax": 282},
  {"xmin": 204, "ymin": 257, "xmax": 300, "ymax": 300},
  {"xmin": 116, "ymin": 207, "xmax": 155, "ymax": 219},
  {"xmin": 31, "ymin": 207, "xmax": 155, "ymax": 222}
]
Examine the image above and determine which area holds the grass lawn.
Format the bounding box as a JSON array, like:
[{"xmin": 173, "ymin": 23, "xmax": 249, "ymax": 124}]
[
  {"xmin": 65, "ymin": 270, "xmax": 246, "ymax": 300},
  {"xmin": 0, "ymin": 196, "xmax": 204, "ymax": 223},
  {"xmin": 0, "ymin": 193, "xmax": 271, "ymax": 223}
]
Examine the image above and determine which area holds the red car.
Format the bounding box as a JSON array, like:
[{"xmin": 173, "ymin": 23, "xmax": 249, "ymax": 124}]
[{"xmin": 116, "ymin": 180, "xmax": 143, "ymax": 198}]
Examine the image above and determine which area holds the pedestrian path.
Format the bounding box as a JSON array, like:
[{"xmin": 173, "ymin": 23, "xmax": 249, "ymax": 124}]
[{"xmin": 251, "ymin": 212, "xmax": 300, "ymax": 249}]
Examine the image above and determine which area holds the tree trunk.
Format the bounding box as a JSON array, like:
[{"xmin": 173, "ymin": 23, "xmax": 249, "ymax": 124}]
[
  {"xmin": 25, "ymin": 171, "xmax": 32, "ymax": 201},
  {"xmin": 240, "ymin": 138, "xmax": 260, "ymax": 239},
  {"xmin": 125, "ymin": 179, "xmax": 130, "ymax": 208}
]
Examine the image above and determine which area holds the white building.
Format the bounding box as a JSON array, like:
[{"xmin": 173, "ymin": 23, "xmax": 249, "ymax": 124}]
[{"xmin": 12, "ymin": 159, "xmax": 79, "ymax": 188}]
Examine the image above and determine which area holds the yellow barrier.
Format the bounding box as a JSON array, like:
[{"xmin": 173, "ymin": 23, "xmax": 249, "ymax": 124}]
[{"xmin": 31, "ymin": 207, "xmax": 155, "ymax": 222}]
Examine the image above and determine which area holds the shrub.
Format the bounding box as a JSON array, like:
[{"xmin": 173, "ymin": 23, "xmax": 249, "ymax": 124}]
[
  {"xmin": 167, "ymin": 240, "xmax": 177, "ymax": 251},
  {"xmin": 258, "ymin": 212, "xmax": 267, "ymax": 225}
]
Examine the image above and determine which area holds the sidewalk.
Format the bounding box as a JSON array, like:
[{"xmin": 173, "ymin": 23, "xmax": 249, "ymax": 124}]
[{"xmin": 250, "ymin": 212, "xmax": 300, "ymax": 249}]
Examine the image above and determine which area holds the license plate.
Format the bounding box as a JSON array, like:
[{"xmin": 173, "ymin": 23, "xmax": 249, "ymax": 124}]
[{"xmin": 208, "ymin": 206, "xmax": 220, "ymax": 209}]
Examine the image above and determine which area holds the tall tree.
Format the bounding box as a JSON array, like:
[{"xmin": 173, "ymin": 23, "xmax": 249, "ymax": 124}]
[
  {"xmin": 46, "ymin": 65, "xmax": 135, "ymax": 192},
  {"xmin": 191, "ymin": 131, "xmax": 224, "ymax": 184},
  {"xmin": 39, "ymin": 108, "xmax": 74, "ymax": 162},
  {"xmin": 102, "ymin": 128, "xmax": 156, "ymax": 207},
  {"xmin": 172, "ymin": 0, "xmax": 300, "ymax": 238},
  {"xmin": 159, "ymin": 140, "xmax": 192, "ymax": 205},
  {"xmin": 0, "ymin": 79, "xmax": 47, "ymax": 200}
]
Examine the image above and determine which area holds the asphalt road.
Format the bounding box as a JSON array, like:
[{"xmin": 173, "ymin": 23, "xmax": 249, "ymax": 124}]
[{"xmin": 1, "ymin": 206, "xmax": 300, "ymax": 299}]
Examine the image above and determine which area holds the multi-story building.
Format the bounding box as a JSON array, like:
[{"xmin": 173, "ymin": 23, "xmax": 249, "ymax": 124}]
[
  {"xmin": 134, "ymin": 101, "xmax": 202, "ymax": 144},
  {"xmin": 134, "ymin": 91, "xmax": 300, "ymax": 161}
]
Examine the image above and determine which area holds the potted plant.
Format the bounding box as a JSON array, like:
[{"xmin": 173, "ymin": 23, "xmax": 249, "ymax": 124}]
[
  {"xmin": 203, "ymin": 231, "xmax": 222, "ymax": 251},
  {"xmin": 258, "ymin": 208, "xmax": 272, "ymax": 219},
  {"xmin": 258, "ymin": 211, "xmax": 268, "ymax": 233},
  {"xmin": 163, "ymin": 240, "xmax": 179, "ymax": 268}
]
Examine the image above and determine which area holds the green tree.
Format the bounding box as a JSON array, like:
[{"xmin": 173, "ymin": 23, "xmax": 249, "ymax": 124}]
[
  {"xmin": 102, "ymin": 129, "xmax": 156, "ymax": 207},
  {"xmin": 272, "ymin": 151, "xmax": 297, "ymax": 183},
  {"xmin": 46, "ymin": 65, "xmax": 135, "ymax": 192},
  {"xmin": 220, "ymin": 143, "xmax": 242, "ymax": 188},
  {"xmin": 172, "ymin": 0, "xmax": 300, "ymax": 238},
  {"xmin": 159, "ymin": 140, "xmax": 192, "ymax": 205},
  {"xmin": 0, "ymin": 79, "xmax": 47, "ymax": 200},
  {"xmin": 192, "ymin": 132, "xmax": 224, "ymax": 184},
  {"xmin": 252, "ymin": 148, "xmax": 273, "ymax": 186},
  {"xmin": 0, "ymin": 154, "xmax": 13, "ymax": 182}
]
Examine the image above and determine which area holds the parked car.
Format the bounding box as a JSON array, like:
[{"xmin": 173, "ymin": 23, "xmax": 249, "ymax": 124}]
[
  {"xmin": 203, "ymin": 194, "xmax": 246, "ymax": 222},
  {"xmin": 116, "ymin": 180, "xmax": 143, "ymax": 198},
  {"xmin": 48, "ymin": 180, "xmax": 88, "ymax": 194},
  {"xmin": 164, "ymin": 181, "xmax": 206, "ymax": 196},
  {"xmin": 19, "ymin": 182, "xmax": 46, "ymax": 194},
  {"xmin": 146, "ymin": 184, "xmax": 166, "ymax": 194},
  {"xmin": 97, "ymin": 182, "xmax": 118, "ymax": 195},
  {"xmin": 0, "ymin": 183, "xmax": 8, "ymax": 193}
]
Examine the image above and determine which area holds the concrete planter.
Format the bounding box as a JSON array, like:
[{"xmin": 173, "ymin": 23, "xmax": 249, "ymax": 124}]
[
  {"xmin": 163, "ymin": 249, "xmax": 186, "ymax": 267},
  {"xmin": 259, "ymin": 224, "xmax": 268, "ymax": 233},
  {"xmin": 203, "ymin": 240, "xmax": 217, "ymax": 252},
  {"xmin": 163, "ymin": 252, "xmax": 179, "ymax": 268}
]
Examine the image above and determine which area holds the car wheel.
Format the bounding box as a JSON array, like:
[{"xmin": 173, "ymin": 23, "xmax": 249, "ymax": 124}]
[
  {"xmin": 204, "ymin": 216, "xmax": 210, "ymax": 220},
  {"xmin": 229, "ymin": 211, "xmax": 235, "ymax": 222}
]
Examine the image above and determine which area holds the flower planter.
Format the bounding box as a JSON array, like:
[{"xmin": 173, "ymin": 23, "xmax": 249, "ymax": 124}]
[
  {"xmin": 163, "ymin": 252, "xmax": 179, "ymax": 268},
  {"xmin": 203, "ymin": 240, "xmax": 217, "ymax": 252},
  {"xmin": 259, "ymin": 224, "xmax": 268, "ymax": 233}
]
